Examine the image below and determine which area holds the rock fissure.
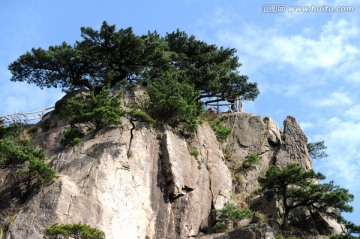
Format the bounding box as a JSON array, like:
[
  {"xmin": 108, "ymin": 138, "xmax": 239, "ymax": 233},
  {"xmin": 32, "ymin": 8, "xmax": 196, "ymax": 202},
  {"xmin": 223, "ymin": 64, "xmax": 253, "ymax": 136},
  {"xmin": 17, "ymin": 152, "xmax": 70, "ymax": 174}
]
[
  {"xmin": 66, "ymin": 194, "xmax": 74, "ymax": 217},
  {"xmin": 79, "ymin": 157, "xmax": 97, "ymax": 193},
  {"xmin": 127, "ymin": 119, "xmax": 136, "ymax": 157}
]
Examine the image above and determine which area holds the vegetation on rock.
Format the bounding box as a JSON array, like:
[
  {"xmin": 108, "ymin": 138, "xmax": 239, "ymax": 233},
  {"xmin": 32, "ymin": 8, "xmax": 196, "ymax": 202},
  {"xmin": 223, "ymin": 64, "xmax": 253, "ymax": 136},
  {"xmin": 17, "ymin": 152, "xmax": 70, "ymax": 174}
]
[
  {"xmin": 209, "ymin": 119, "xmax": 232, "ymax": 143},
  {"xmin": 146, "ymin": 76, "xmax": 200, "ymax": 129},
  {"xmin": 9, "ymin": 21, "xmax": 259, "ymax": 106},
  {"xmin": 307, "ymin": 140, "xmax": 328, "ymax": 160},
  {"xmin": 0, "ymin": 123, "xmax": 55, "ymax": 186},
  {"xmin": 61, "ymin": 86, "xmax": 123, "ymax": 130},
  {"xmin": 210, "ymin": 222, "xmax": 226, "ymax": 233},
  {"xmin": 259, "ymin": 164, "xmax": 354, "ymax": 229},
  {"xmin": 213, "ymin": 202, "xmax": 252, "ymax": 228},
  {"xmin": 43, "ymin": 223, "xmax": 105, "ymax": 239},
  {"xmin": 60, "ymin": 128, "xmax": 85, "ymax": 147},
  {"xmin": 7, "ymin": 21, "xmax": 360, "ymax": 239},
  {"xmin": 242, "ymin": 153, "xmax": 260, "ymax": 169},
  {"xmin": 330, "ymin": 234, "xmax": 358, "ymax": 239},
  {"xmin": 123, "ymin": 108, "xmax": 156, "ymax": 125}
]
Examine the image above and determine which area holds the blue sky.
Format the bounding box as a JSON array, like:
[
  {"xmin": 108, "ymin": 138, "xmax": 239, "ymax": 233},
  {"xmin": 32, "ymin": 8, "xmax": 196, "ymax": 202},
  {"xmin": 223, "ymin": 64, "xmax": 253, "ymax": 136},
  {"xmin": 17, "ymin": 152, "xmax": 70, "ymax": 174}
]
[{"xmin": 1, "ymin": 0, "xmax": 360, "ymax": 226}]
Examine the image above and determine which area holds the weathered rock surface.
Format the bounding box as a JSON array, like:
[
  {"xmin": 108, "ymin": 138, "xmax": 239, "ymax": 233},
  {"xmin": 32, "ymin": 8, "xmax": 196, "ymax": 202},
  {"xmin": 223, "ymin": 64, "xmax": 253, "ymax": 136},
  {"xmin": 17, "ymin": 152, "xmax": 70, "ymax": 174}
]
[
  {"xmin": 0, "ymin": 97, "xmax": 342, "ymax": 239},
  {"xmin": 220, "ymin": 112, "xmax": 341, "ymax": 238},
  {"xmin": 198, "ymin": 223, "xmax": 276, "ymax": 239},
  {"xmin": 220, "ymin": 113, "xmax": 282, "ymax": 194},
  {"xmin": 275, "ymin": 115, "xmax": 312, "ymax": 170},
  {"xmin": 4, "ymin": 117, "xmax": 231, "ymax": 239}
]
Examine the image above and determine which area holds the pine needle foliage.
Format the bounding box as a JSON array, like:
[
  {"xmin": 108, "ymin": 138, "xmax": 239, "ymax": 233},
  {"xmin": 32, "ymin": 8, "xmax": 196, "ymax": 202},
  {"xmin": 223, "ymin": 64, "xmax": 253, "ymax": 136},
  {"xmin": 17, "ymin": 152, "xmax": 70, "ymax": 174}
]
[
  {"xmin": 259, "ymin": 164, "xmax": 354, "ymax": 229},
  {"xmin": 213, "ymin": 202, "xmax": 252, "ymax": 222},
  {"xmin": 0, "ymin": 124, "xmax": 55, "ymax": 185},
  {"xmin": 146, "ymin": 76, "xmax": 201, "ymax": 130},
  {"xmin": 43, "ymin": 223, "xmax": 105, "ymax": 239},
  {"xmin": 209, "ymin": 120, "xmax": 232, "ymax": 143},
  {"xmin": 62, "ymin": 87, "xmax": 123, "ymax": 130}
]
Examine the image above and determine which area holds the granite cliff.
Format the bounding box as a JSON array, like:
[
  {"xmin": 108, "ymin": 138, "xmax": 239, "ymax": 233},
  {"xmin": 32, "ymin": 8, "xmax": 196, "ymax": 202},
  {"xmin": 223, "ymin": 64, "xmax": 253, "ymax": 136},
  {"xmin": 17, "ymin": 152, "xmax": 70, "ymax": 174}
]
[{"xmin": 0, "ymin": 93, "xmax": 343, "ymax": 239}]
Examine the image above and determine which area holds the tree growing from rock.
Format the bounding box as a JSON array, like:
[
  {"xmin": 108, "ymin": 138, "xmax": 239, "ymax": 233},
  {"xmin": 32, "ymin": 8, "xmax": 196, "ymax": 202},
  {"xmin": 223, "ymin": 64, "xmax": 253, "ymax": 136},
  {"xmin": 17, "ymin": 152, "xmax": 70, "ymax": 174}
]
[
  {"xmin": 8, "ymin": 21, "xmax": 259, "ymax": 105},
  {"xmin": 258, "ymin": 164, "xmax": 354, "ymax": 229},
  {"xmin": 307, "ymin": 141, "xmax": 328, "ymax": 160},
  {"xmin": 61, "ymin": 86, "xmax": 123, "ymax": 130},
  {"xmin": 0, "ymin": 123, "xmax": 55, "ymax": 186},
  {"xmin": 43, "ymin": 223, "xmax": 105, "ymax": 239},
  {"xmin": 146, "ymin": 75, "xmax": 201, "ymax": 130}
]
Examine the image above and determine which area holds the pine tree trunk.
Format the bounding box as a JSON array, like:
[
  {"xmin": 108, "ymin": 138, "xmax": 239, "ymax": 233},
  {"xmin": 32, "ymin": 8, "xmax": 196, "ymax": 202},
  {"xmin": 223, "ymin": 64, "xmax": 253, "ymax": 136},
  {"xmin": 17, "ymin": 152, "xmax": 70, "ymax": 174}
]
[{"xmin": 282, "ymin": 208, "xmax": 290, "ymax": 229}]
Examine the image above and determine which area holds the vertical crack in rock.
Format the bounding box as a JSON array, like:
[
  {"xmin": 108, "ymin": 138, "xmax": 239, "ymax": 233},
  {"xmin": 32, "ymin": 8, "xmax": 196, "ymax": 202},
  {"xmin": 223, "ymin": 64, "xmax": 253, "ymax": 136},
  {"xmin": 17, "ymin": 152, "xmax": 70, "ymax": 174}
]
[
  {"xmin": 66, "ymin": 195, "xmax": 74, "ymax": 216},
  {"xmin": 80, "ymin": 157, "xmax": 97, "ymax": 193},
  {"xmin": 127, "ymin": 119, "xmax": 136, "ymax": 158}
]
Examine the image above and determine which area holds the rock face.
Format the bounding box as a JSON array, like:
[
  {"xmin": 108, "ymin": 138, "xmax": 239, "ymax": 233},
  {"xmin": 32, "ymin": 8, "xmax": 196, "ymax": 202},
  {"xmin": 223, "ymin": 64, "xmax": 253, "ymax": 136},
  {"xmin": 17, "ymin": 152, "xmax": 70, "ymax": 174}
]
[
  {"xmin": 4, "ymin": 116, "xmax": 231, "ymax": 239},
  {"xmin": 220, "ymin": 113, "xmax": 283, "ymax": 194},
  {"xmin": 0, "ymin": 98, "xmax": 342, "ymax": 239},
  {"xmin": 220, "ymin": 112, "xmax": 341, "ymax": 238},
  {"xmin": 275, "ymin": 116, "xmax": 312, "ymax": 170}
]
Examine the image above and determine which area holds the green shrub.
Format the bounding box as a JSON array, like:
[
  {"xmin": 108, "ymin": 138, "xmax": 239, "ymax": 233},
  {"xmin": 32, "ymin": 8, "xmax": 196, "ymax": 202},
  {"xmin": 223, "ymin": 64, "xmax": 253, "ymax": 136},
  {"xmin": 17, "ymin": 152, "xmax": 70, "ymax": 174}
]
[
  {"xmin": 124, "ymin": 109, "xmax": 156, "ymax": 125},
  {"xmin": 147, "ymin": 76, "xmax": 201, "ymax": 131},
  {"xmin": 0, "ymin": 124, "xmax": 55, "ymax": 185},
  {"xmin": 17, "ymin": 158, "xmax": 56, "ymax": 186},
  {"xmin": 242, "ymin": 154, "xmax": 260, "ymax": 169},
  {"xmin": 210, "ymin": 222, "xmax": 226, "ymax": 233},
  {"xmin": 0, "ymin": 123, "xmax": 24, "ymax": 139},
  {"xmin": 209, "ymin": 120, "xmax": 232, "ymax": 143},
  {"xmin": 62, "ymin": 87, "xmax": 123, "ymax": 130},
  {"xmin": 214, "ymin": 202, "xmax": 252, "ymax": 222},
  {"xmin": 0, "ymin": 140, "xmax": 55, "ymax": 185},
  {"xmin": 61, "ymin": 128, "xmax": 85, "ymax": 147},
  {"xmin": 190, "ymin": 149, "xmax": 199, "ymax": 158},
  {"xmin": 43, "ymin": 223, "xmax": 105, "ymax": 239}
]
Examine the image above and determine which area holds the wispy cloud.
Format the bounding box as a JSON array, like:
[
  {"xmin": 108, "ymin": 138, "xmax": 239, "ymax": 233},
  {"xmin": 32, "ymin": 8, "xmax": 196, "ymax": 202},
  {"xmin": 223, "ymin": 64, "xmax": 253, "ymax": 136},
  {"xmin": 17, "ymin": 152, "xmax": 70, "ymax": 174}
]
[
  {"xmin": 314, "ymin": 117, "xmax": 360, "ymax": 190},
  {"xmin": 217, "ymin": 19, "xmax": 360, "ymax": 74},
  {"xmin": 311, "ymin": 91, "xmax": 353, "ymax": 108},
  {"xmin": 299, "ymin": 121, "xmax": 315, "ymax": 130}
]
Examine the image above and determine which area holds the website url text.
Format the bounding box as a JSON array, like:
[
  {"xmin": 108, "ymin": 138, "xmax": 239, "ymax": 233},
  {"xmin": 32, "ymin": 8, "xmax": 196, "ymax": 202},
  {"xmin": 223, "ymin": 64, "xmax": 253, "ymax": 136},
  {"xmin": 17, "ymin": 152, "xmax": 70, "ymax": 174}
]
[{"xmin": 261, "ymin": 5, "xmax": 355, "ymax": 13}]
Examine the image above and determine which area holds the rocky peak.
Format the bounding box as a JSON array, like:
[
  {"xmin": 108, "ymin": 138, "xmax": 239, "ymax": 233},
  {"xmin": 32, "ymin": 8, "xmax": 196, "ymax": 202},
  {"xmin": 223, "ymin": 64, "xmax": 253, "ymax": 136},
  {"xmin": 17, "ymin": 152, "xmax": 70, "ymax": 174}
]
[
  {"xmin": 275, "ymin": 115, "xmax": 312, "ymax": 170},
  {"xmin": 0, "ymin": 96, "xmax": 341, "ymax": 239}
]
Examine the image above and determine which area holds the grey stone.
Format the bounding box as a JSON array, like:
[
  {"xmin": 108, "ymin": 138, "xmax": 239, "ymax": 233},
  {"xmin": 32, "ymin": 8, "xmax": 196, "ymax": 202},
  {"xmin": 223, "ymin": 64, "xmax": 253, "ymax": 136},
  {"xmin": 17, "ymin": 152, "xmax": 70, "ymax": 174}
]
[{"xmin": 275, "ymin": 116, "xmax": 312, "ymax": 170}]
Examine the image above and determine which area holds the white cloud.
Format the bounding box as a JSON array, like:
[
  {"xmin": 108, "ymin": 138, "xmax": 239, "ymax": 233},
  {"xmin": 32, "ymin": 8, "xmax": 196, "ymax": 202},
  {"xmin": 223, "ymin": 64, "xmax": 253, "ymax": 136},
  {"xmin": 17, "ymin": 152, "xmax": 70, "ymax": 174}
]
[
  {"xmin": 299, "ymin": 121, "xmax": 315, "ymax": 130},
  {"xmin": 218, "ymin": 19, "xmax": 360, "ymax": 74},
  {"xmin": 314, "ymin": 117, "xmax": 360, "ymax": 190},
  {"xmin": 197, "ymin": 6, "xmax": 240, "ymax": 29},
  {"xmin": 312, "ymin": 91, "xmax": 353, "ymax": 107},
  {"xmin": 344, "ymin": 104, "xmax": 360, "ymax": 120}
]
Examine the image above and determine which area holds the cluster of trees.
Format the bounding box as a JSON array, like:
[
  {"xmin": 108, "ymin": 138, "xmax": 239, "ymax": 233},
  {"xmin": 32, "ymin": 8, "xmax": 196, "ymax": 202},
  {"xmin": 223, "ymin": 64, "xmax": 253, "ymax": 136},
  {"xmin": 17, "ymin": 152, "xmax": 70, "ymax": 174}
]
[
  {"xmin": 9, "ymin": 21, "xmax": 259, "ymax": 130},
  {"xmin": 9, "ymin": 22, "xmax": 259, "ymax": 104}
]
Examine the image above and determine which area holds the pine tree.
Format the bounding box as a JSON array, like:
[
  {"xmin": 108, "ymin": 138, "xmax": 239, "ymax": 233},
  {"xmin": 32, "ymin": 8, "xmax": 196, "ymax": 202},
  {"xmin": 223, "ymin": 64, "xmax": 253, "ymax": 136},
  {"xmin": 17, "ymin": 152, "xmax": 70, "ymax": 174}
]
[{"xmin": 259, "ymin": 164, "xmax": 354, "ymax": 229}]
